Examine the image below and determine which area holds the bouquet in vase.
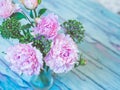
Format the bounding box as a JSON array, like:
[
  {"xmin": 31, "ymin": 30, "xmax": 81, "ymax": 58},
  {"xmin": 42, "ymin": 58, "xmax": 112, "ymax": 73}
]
[{"xmin": 0, "ymin": 0, "xmax": 86, "ymax": 89}]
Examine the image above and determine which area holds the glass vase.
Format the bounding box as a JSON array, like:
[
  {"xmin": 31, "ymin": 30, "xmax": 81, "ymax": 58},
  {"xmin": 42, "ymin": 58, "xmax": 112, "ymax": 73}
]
[{"xmin": 30, "ymin": 68, "xmax": 53, "ymax": 90}]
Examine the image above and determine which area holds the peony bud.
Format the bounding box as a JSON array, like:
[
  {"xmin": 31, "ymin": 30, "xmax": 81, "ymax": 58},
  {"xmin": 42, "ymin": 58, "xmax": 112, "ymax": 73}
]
[
  {"xmin": 34, "ymin": 17, "xmax": 40, "ymax": 23},
  {"xmin": 21, "ymin": 0, "xmax": 38, "ymax": 10}
]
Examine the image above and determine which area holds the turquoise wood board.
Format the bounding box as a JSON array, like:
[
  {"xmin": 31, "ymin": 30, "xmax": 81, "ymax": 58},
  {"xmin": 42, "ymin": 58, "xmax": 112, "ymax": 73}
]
[{"xmin": 0, "ymin": 0, "xmax": 120, "ymax": 90}]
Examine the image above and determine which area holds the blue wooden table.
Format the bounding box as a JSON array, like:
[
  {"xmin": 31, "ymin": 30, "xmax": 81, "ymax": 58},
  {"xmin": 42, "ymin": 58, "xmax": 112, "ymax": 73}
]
[{"xmin": 0, "ymin": 0, "xmax": 120, "ymax": 90}]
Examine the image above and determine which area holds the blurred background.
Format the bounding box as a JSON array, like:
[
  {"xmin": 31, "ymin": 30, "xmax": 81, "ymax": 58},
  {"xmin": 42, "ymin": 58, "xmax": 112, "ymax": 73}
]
[{"xmin": 97, "ymin": 0, "xmax": 120, "ymax": 14}]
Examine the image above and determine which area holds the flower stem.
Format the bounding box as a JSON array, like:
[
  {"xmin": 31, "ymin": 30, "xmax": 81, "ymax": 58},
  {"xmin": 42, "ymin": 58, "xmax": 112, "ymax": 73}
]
[
  {"xmin": 22, "ymin": 11, "xmax": 34, "ymax": 27},
  {"xmin": 33, "ymin": 9, "xmax": 37, "ymax": 18}
]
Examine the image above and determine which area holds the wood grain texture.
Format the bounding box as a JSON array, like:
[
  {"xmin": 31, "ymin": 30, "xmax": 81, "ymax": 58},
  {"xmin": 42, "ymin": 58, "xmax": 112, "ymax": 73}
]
[{"xmin": 0, "ymin": 0, "xmax": 120, "ymax": 90}]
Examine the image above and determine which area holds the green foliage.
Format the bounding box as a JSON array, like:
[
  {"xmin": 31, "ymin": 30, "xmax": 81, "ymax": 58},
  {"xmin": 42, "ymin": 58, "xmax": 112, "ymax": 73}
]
[
  {"xmin": 11, "ymin": 12, "xmax": 26, "ymax": 20},
  {"xmin": 0, "ymin": 17, "xmax": 33, "ymax": 44},
  {"xmin": 38, "ymin": 0, "xmax": 42, "ymax": 4},
  {"xmin": 61, "ymin": 20, "xmax": 85, "ymax": 43},
  {"xmin": 20, "ymin": 24, "xmax": 34, "ymax": 43},
  {"xmin": 0, "ymin": 17, "xmax": 22, "ymax": 39},
  {"xmin": 19, "ymin": 30, "xmax": 34, "ymax": 44},
  {"xmin": 74, "ymin": 55, "xmax": 87, "ymax": 68},
  {"xmin": 30, "ymin": 10, "xmax": 34, "ymax": 18},
  {"xmin": 21, "ymin": 24, "xmax": 32, "ymax": 30},
  {"xmin": 32, "ymin": 36, "xmax": 52, "ymax": 57},
  {"xmin": 38, "ymin": 8, "xmax": 47, "ymax": 17}
]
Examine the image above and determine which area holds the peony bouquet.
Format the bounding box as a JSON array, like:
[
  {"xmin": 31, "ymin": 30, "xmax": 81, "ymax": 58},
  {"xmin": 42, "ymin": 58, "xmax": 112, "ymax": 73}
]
[{"xmin": 0, "ymin": 0, "xmax": 85, "ymax": 89}]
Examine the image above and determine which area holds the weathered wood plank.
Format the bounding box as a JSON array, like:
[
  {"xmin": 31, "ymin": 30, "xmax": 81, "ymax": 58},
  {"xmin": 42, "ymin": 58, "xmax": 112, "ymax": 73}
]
[
  {"xmin": 79, "ymin": 41, "xmax": 120, "ymax": 75},
  {"xmin": 56, "ymin": 71, "xmax": 105, "ymax": 90},
  {"xmin": 0, "ymin": 0, "xmax": 120, "ymax": 90}
]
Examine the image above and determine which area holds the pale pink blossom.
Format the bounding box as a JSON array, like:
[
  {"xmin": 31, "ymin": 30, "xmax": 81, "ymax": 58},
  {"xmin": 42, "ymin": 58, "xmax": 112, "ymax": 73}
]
[
  {"xmin": 0, "ymin": 0, "xmax": 17, "ymax": 18},
  {"xmin": 20, "ymin": 0, "xmax": 38, "ymax": 10},
  {"xmin": 33, "ymin": 13, "xmax": 60, "ymax": 40},
  {"xmin": 44, "ymin": 34, "xmax": 79, "ymax": 73},
  {"xmin": 5, "ymin": 44, "xmax": 43, "ymax": 75}
]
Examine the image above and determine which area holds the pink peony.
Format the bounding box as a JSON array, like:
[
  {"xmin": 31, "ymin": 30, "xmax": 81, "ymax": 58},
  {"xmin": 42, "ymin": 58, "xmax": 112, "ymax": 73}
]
[
  {"xmin": 33, "ymin": 13, "xmax": 60, "ymax": 40},
  {"xmin": 20, "ymin": 0, "xmax": 38, "ymax": 10},
  {"xmin": 0, "ymin": 0, "xmax": 17, "ymax": 18},
  {"xmin": 5, "ymin": 44, "xmax": 43, "ymax": 75},
  {"xmin": 44, "ymin": 34, "xmax": 79, "ymax": 73}
]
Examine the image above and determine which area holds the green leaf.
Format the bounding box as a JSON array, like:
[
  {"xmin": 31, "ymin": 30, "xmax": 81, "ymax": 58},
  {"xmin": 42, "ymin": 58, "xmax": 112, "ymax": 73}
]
[
  {"xmin": 30, "ymin": 10, "xmax": 34, "ymax": 18},
  {"xmin": 38, "ymin": 8, "xmax": 47, "ymax": 17},
  {"xmin": 1, "ymin": 51, "xmax": 6, "ymax": 54},
  {"xmin": 0, "ymin": 25, "xmax": 2, "ymax": 32},
  {"xmin": 21, "ymin": 24, "xmax": 31, "ymax": 30},
  {"xmin": 11, "ymin": 12, "xmax": 26, "ymax": 20},
  {"xmin": 38, "ymin": 0, "xmax": 42, "ymax": 4}
]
